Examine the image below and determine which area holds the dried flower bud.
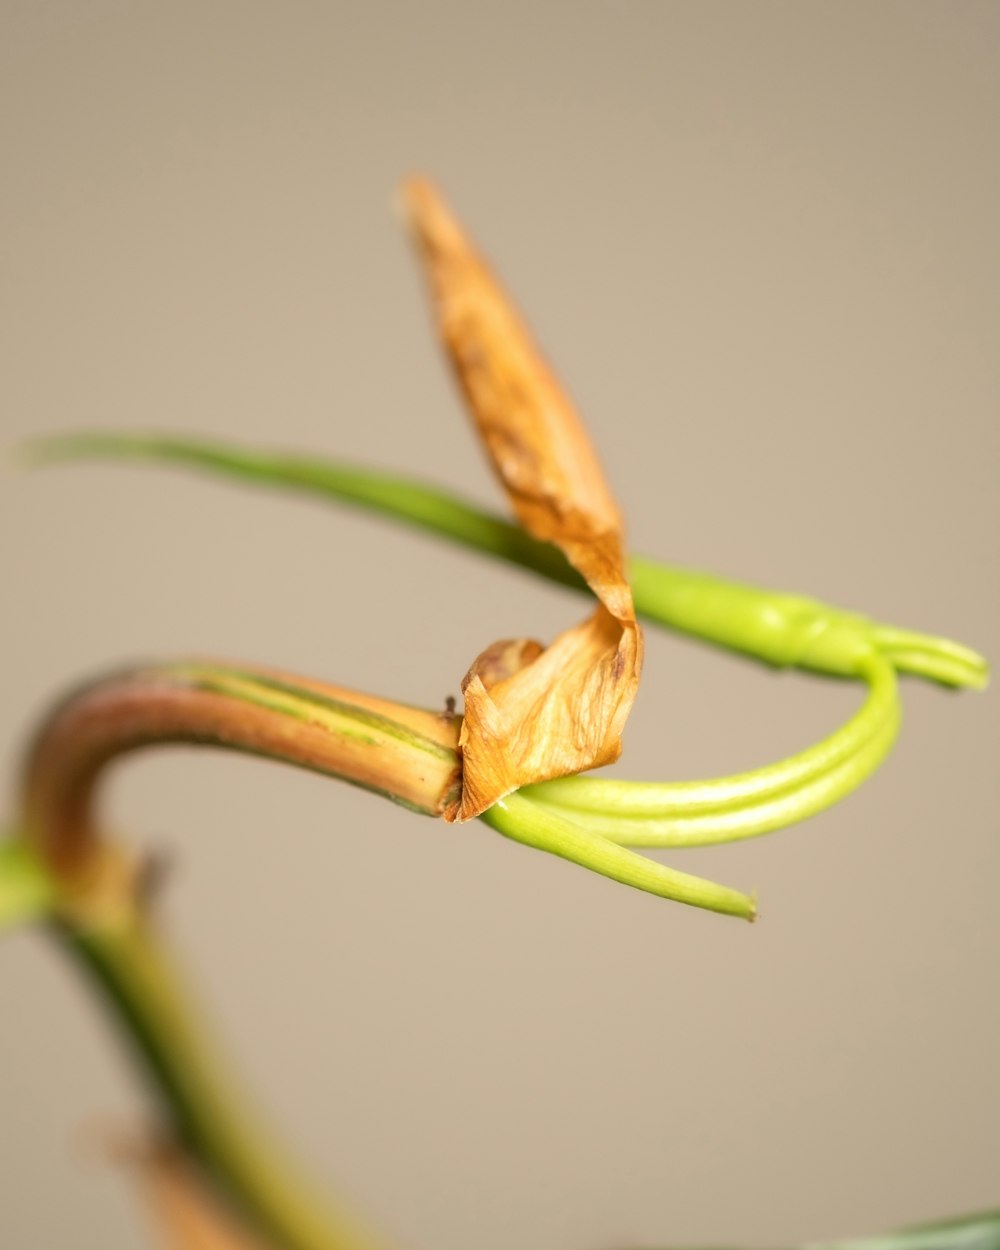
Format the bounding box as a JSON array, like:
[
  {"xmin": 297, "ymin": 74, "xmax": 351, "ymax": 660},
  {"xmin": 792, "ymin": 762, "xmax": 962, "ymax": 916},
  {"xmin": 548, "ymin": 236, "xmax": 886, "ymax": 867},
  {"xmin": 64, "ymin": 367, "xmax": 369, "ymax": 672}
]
[{"xmin": 401, "ymin": 178, "xmax": 643, "ymax": 820}]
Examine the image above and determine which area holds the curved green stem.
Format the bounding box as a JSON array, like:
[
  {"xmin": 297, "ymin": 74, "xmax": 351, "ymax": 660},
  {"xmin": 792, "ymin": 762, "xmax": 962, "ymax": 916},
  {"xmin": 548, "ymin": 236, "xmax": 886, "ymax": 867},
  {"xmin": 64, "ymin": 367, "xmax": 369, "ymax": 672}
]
[
  {"xmin": 531, "ymin": 683, "xmax": 900, "ymax": 847},
  {"xmin": 15, "ymin": 661, "xmax": 468, "ymax": 1250},
  {"xmin": 10, "ymin": 436, "xmax": 994, "ymax": 1249},
  {"xmin": 867, "ymin": 623, "xmax": 989, "ymax": 688},
  {"xmin": 11, "ymin": 649, "xmax": 761, "ymax": 1250},
  {"xmin": 480, "ymin": 793, "xmax": 756, "ymax": 920},
  {"xmin": 531, "ymin": 654, "xmax": 896, "ymax": 823},
  {"xmin": 629, "ymin": 560, "xmax": 977, "ymax": 685},
  {"xmin": 23, "ymin": 433, "xmax": 988, "ymax": 689},
  {"xmin": 21, "ymin": 660, "xmax": 461, "ymax": 872},
  {"xmin": 22, "ymin": 433, "xmax": 988, "ymax": 867},
  {"xmin": 62, "ymin": 909, "xmax": 383, "ymax": 1250}
]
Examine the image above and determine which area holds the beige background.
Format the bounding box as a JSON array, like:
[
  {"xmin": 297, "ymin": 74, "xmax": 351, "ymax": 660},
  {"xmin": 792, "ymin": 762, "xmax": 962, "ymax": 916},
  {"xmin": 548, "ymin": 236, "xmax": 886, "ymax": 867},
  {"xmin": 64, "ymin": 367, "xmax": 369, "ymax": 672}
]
[{"xmin": 1, "ymin": 4, "xmax": 998, "ymax": 1249}]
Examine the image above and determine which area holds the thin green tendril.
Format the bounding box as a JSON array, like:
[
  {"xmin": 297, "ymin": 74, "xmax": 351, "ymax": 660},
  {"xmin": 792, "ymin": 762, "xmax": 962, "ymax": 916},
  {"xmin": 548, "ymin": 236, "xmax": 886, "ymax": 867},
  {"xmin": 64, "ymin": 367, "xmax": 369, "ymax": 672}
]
[{"xmin": 479, "ymin": 793, "xmax": 757, "ymax": 920}]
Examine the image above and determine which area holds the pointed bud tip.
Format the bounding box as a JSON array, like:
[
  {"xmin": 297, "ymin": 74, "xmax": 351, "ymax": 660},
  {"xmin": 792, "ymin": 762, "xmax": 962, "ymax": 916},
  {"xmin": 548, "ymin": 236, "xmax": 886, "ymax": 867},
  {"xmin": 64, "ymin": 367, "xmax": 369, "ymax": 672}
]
[{"xmin": 395, "ymin": 175, "xmax": 468, "ymax": 259}]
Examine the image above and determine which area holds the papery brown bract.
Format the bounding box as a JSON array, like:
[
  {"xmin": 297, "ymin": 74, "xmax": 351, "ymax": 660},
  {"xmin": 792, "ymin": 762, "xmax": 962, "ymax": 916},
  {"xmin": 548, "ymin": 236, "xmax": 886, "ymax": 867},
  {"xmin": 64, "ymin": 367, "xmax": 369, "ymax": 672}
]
[{"xmin": 402, "ymin": 178, "xmax": 643, "ymax": 820}]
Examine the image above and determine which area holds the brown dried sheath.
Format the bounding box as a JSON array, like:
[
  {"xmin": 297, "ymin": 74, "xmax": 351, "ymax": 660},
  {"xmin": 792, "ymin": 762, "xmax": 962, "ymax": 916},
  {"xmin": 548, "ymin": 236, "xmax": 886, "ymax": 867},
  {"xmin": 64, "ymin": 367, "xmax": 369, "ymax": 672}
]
[{"xmin": 401, "ymin": 178, "xmax": 643, "ymax": 821}]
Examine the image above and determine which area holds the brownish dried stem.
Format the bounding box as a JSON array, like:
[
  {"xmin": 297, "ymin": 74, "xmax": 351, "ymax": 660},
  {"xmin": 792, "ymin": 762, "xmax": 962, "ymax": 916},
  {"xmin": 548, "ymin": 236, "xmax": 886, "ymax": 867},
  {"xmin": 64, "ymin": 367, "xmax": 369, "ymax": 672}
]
[{"xmin": 21, "ymin": 660, "xmax": 461, "ymax": 885}]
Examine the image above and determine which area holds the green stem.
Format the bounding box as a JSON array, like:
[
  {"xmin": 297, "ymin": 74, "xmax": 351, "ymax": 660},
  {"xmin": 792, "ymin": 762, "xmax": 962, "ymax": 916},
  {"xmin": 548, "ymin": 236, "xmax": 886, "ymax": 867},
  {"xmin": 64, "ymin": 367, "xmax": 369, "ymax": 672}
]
[
  {"xmin": 0, "ymin": 837, "xmax": 56, "ymax": 933},
  {"xmin": 540, "ymin": 655, "xmax": 895, "ymax": 813},
  {"xmin": 24, "ymin": 433, "xmax": 986, "ymax": 862},
  {"xmin": 529, "ymin": 655, "xmax": 898, "ymax": 842},
  {"xmin": 17, "ymin": 661, "xmax": 466, "ymax": 1250},
  {"xmin": 23, "ymin": 433, "xmax": 988, "ymax": 688},
  {"xmin": 481, "ymin": 793, "xmax": 757, "ymax": 920},
  {"xmin": 9, "ymin": 437, "xmax": 994, "ymax": 1249},
  {"xmin": 60, "ymin": 911, "xmax": 383, "ymax": 1250},
  {"xmin": 531, "ymin": 690, "xmax": 899, "ymax": 846},
  {"xmin": 21, "ymin": 660, "xmax": 461, "ymax": 871}
]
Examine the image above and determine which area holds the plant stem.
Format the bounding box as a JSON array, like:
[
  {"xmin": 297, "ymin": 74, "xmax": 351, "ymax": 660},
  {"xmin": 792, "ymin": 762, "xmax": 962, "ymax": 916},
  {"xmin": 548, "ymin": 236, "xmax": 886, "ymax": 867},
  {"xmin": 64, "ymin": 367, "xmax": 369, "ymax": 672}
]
[
  {"xmin": 481, "ymin": 794, "xmax": 756, "ymax": 920},
  {"xmin": 60, "ymin": 912, "xmax": 384, "ymax": 1250},
  {"xmin": 530, "ymin": 654, "xmax": 899, "ymax": 845},
  {"xmin": 25, "ymin": 433, "xmax": 988, "ymax": 688},
  {"xmin": 0, "ymin": 837, "xmax": 55, "ymax": 933},
  {"xmin": 22, "ymin": 660, "xmax": 460, "ymax": 875},
  {"xmin": 23, "ymin": 434, "xmax": 991, "ymax": 858},
  {"xmin": 19, "ymin": 660, "xmax": 462, "ymax": 1250}
]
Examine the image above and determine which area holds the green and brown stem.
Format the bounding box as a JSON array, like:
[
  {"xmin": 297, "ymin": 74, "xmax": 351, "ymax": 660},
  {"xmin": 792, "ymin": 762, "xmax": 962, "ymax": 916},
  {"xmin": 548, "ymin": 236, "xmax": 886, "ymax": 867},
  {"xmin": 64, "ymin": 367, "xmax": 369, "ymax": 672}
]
[
  {"xmin": 21, "ymin": 660, "xmax": 760, "ymax": 921},
  {"xmin": 20, "ymin": 661, "xmax": 462, "ymax": 1250},
  {"xmin": 23, "ymin": 660, "xmax": 460, "ymax": 880},
  {"xmin": 25, "ymin": 432, "xmax": 989, "ymax": 688}
]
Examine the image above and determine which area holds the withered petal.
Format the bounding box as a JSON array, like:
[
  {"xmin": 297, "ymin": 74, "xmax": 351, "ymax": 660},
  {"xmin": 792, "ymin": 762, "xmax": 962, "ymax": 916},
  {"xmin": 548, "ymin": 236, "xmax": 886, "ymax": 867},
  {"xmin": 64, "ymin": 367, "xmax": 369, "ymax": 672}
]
[{"xmin": 401, "ymin": 178, "xmax": 643, "ymax": 820}]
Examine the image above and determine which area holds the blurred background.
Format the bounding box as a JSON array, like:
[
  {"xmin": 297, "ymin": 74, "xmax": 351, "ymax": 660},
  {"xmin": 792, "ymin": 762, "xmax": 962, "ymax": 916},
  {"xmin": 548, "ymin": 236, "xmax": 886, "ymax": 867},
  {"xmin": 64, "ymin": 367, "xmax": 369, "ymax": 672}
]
[{"xmin": 1, "ymin": 4, "xmax": 998, "ymax": 1248}]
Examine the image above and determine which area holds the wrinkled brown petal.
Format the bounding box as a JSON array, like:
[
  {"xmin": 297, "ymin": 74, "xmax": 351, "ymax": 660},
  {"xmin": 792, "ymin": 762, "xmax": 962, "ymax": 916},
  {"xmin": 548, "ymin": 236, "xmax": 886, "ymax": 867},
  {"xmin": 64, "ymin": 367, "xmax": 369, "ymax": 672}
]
[{"xmin": 401, "ymin": 177, "xmax": 643, "ymax": 820}]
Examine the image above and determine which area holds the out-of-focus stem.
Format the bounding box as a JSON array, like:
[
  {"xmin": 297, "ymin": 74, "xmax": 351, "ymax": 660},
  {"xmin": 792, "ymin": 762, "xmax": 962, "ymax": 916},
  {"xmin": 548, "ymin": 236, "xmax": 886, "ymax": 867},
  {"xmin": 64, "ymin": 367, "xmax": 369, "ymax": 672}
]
[
  {"xmin": 19, "ymin": 660, "xmax": 461, "ymax": 1250},
  {"xmin": 0, "ymin": 837, "xmax": 55, "ymax": 933},
  {"xmin": 62, "ymin": 912, "xmax": 383, "ymax": 1250}
]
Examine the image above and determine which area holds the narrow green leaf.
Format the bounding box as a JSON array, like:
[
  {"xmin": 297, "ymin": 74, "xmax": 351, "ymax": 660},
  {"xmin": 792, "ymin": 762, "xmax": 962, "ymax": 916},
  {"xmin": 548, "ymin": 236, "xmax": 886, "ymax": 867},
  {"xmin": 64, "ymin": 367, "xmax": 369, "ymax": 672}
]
[
  {"xmin": 813, "ymin": 1209, "xmax": 1000, "ymax": 1250},
  {"xmin": 24, "ymin": 431, "xmax": 988, "ymax": 688},
  {"xmin": 633, "ymin": 1209, "xmax": 1000, "ymax": 1250},
  {"xmin": 480, "ymin": 793, "xmax": 757, "ymax": 920}
]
